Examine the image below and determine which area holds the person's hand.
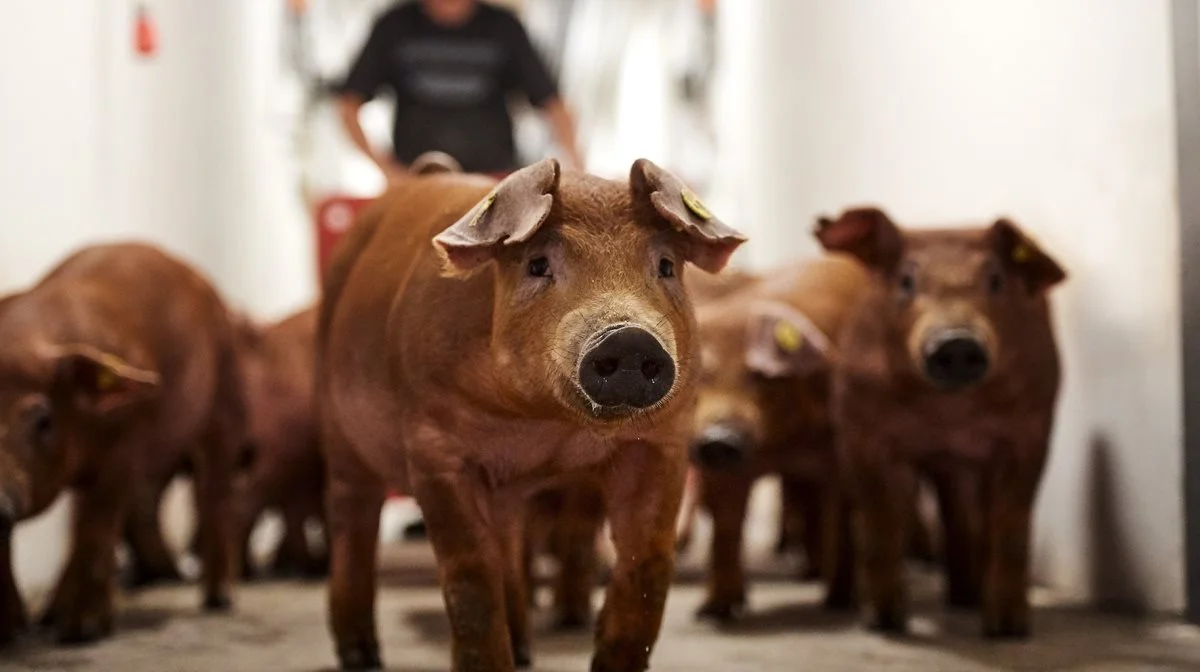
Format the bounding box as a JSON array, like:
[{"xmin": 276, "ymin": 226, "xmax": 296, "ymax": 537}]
[{"xmin": 374, "ymin": 155, "xmax": 409, "ymax": 185}]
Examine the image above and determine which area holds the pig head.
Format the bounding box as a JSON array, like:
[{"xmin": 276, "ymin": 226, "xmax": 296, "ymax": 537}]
[{"xmin": 431, "ymin": 157, "xmax": 748, "ymax": 423}]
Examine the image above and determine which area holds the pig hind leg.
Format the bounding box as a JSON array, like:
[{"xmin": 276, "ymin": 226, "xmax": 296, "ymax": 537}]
[
  {"xmin": 191, "ymin": 341, "xmax": 246, "ymax": 611},
  {"xmin": 551, "ymin": 484, "xmax": 604, "ymax": 630},
  {"xmin": 0, "ymin": 533, "xmax": 26, "ymax": 644},
  {"xmin": 123, "ymin": 473, "xmax": 182, "ymax": 587}
]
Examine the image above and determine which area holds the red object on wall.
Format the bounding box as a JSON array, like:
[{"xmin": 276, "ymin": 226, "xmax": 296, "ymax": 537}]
[
  {"xmin": 134, "ymin": 4, "xmax": 157, "ymax": 57},
  {"xmin": 314, "ymin": 195, "xmax": 376, "ymax": 280}
]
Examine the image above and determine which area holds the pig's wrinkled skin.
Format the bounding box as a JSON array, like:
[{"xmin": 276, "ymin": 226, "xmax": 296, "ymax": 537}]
[
  {"xmin": 816, "ymin": 207, "xmax": 1065, "ymax": 639},
  {"xmin": 232, "ymin": 307, "xmax": 326, "ymax": 579},
  {"xmin": 318, "ymin": 157, "xmax": 745, "ymax": 671},
  {"xmin": 688, "ymin": 256, "xmax": 868, "ymax": 621},
  {"xmin": 0, "ymin": 244, "xmax": 242, "ymax": 645}
]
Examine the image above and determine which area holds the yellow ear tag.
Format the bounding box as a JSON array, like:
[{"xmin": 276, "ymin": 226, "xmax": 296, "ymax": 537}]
[
  {"xmin": 774, "ymin": 320, "xmax": 803, "ymax": 354},
  {"xmin": 469, "ymin": 192, "xmax": 496, "ymax": 228},
  {"xmin": 1012, "ymin": 243, "xmax": 1032, "ymax": 263},
  {"xmin": 681, "ymin": 189, "xmax": 712, "ymax": 221},
  {"xmin": 95, "ymin": 368, "xmax": 117, "ymax": 392}
]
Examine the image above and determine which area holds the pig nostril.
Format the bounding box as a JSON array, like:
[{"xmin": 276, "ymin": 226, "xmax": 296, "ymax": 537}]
[
  {"xmin": 641, "ymin": 359, "xmax": 662, "ymax": 380},
  {"xmin": 593, "ymin": 357, "xmax": 619, "ymax": 377},
  {"xmin": 924, "ymin": 335, "xmax": 989, "ymax": 389}
]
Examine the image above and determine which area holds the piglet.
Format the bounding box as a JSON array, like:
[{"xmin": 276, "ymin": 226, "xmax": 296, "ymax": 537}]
[
  {"xmin": 816, "ymin": 207, "xmax": 1066, "ymax": 638},
  {"xmin": 0, "ymin": 243, "xmax": 242, "ymax": 645},
  {"xmin": 318, "ymin": 158, "xmax": 746, "ymax": 671},
  {"xmin": 233, "ymin": 307, "xmax": 326, "ymax": 579}
]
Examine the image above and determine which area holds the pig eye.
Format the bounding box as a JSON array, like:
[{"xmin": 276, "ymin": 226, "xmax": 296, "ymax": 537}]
[
  {"xmin": 897, "ymin": 270, "xmax": 917, "ymax": 297},
  {"xmin": 658, "ymin": 258, "xmax": 676, "ymax": 278},
  {"xmin": 527, "ymin": 256, "xmax": 552, "ymax": 278},
  {"xmin": 987, "ymin": 270, "xmax": 1005, "ymax": 294},
  {"xmin": 27, "ymin": 402, "xmax": 54, "ymax": 447}
]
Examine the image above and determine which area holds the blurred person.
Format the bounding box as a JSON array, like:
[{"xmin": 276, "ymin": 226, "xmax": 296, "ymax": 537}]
[{"xmin": 338, "ymin": 0, "xmax": 582, "ymax": 179}]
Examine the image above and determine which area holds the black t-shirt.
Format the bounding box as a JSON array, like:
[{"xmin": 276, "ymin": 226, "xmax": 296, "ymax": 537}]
[{"xmin": 341, "ymin": 1, "xmax": 559, "ymax": 174}]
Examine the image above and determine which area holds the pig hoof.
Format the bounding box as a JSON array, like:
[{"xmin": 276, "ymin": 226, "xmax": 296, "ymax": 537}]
[
  {"xmin": 868, "ymin": 611, "xmax": 908, "ymax": 635},
  {"xmin": 695, "ymin": 600, "xmax": 744, "ymax": 623},
  {"xmin": 554, "ymin": 612, "xmax": 590, "ymax": 631},
  {"xmin": 946, "ymin": 589, "xmax": 982, "ymax": 610},
  {"xmin": 983, "ymin": 618, "xmax": 1030, "ymax": 640},
  {"xmin": 822, "ymin": 590, "xmax": 856, "ymax": 612},
  {"xmin": 202, "ymin": 593, "xmax": 233, "ymax": 612},
  {"xmin": 338, "ymin": 644, "xmax": 383, "ymax": 670},
  {"xmin": 57, "ymin": 614, "xmax": 113, "ymax": 645},
  {"xmin": 512, "ymin": 642, "xmax": 532, "ymax": 668}
]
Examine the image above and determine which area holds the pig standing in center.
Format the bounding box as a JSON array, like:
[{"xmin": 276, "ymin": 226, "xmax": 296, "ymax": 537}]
[{"xmin": 318, "ymin": 158, "xmax": 746, "ymax": 671}]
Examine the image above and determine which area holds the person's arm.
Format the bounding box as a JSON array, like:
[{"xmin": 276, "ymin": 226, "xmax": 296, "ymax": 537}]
[
  {"xmin": 504, "ymin": 15, "xmax": 584, "ymax": 170},
  {"xmin": 338, "ymin": 93, "xmax": 406, "ymax": 179},
  {"xmin": 338, "ymin": 15, "xmax": 406, "ymax": 181},
  {"xmin": 540, "ymin": 97, "xmax": 583, "ymax": 171}
]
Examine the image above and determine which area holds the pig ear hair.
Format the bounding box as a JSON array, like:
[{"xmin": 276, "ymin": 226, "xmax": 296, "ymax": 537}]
[
  {"xmin": 744, "ymin": 302, "xmax": 834, "ymax": 379},
  {"xmin": 990, "ymin": 218, "xmax": 1067, "ymax": 293},
  {"xmin": 409, "ymin": 151, "xmax": 462, "ymax": 176},
  {"xmin": 629, "ymin": 158, "xmax": 748, "ymax": 273},
  {"xmin": 45, "ymin": 344, "xmax": 160, "ymax": 415},
  {"xmin": 813, "ymin": 206, "xmax": 903, "ymax": 270},
  {"xmin": 432, "ymin": 158, "xmax": 560, "ymax": 277}
]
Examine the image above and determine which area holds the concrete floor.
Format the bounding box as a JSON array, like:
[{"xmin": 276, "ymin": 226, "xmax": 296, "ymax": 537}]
[{"xmin": 2, "ymin": 539, "xmax": 1200, "ymax": 672}]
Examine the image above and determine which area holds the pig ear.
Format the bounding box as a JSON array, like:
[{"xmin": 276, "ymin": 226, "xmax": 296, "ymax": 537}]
[
  {"xmin": 813, "ymin": 206, "xmax": 903, "ymax": 270},
  {"xmin": 629, "ymin": 158, "xmax": 748, "ymax": 273},
  {"xmin": 48, "ymin": 345, "xmax": 161, "ymax": 415},
  {"xmin": 989, "ymin": 218, "xmax": 1066, "ymax": 294},
  {"xmin": 744, "ymin": 304, "xmax": 833, "ymax": 379},
  {"xmin": 432, "ymin": 158, "xmax": 561, "ymax": 276}
]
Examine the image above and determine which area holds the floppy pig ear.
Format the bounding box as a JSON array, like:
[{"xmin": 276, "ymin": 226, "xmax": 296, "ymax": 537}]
[
  {"xmin": 744, "ymin": 303, "xmax": 833, "ymax": 379},
  {"xmin": 630, "ymin": 158, "xmax": 747, "ymax": 273},
  {"xmin": 990, "ymin": 218, "xmax": 1067, "ymax": 294},
  {"xmin": 48, "ymin": 344, "xmax": 160, "ymax": 415},
  {"xmin": 433, "ymin": 158, "xmax": 560, "ymax": 275},
  {"xmin": 813, "ymin": 206, "xmax": 903, "ymax": 270}
]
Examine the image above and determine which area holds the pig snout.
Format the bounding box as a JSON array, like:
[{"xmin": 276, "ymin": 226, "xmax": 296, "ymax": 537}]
[
  {"xmin": 689, "ymin": 424, "xmax": 751, "ymax": 469},
  {"xmin": 578, "ymin": 325, "xmax": 675, "ymax": 409},
  {"xmin": 921, "ymin": 328, "xmax": 991, "ymax": 390}
]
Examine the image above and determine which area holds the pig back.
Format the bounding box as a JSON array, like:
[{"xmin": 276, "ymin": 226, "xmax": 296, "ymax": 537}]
[{"xmin": 756, "ymin": 253, "xmax": 871, "ymax": 344}]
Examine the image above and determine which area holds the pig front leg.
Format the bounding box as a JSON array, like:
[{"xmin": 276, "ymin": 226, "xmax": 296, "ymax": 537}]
[
  {"xmin": 931, "ymin": 468, "xmax": 983, "ymax": 609},
  {"xmin": 819, "ymin": 483, "xmax": 856, "ymax": 611},
  {"xmin": 47, "ymin": 477, "xmax": 129, "ymax": 643},
  {"xmin": 696, "ymin": 471, "xmax": 751, "ymax": 623},
  {"xmin": 327, "ymin": 478, "xmax": 385, "ymax": 670},
  {"xmin": 411, "ymin": 471, "xmax": 513, "ymax": 672},
  {"xmin": 980, "ymin": 446, "xmax": 1045, "ymax": 639},
  {"xmin": 592, "ymin": 441, "xmax": 686, "ymax": 672},
  {"xmin": 494, "ymin": 498, "xmax": 532, "ymax": 668},
  {"xmin": 0, "ymin": 532, "xmax": 27, "ymax": 645},
  {"xmin": 851, "ymin": 451, "xmax": 917, "ymax": 634}
]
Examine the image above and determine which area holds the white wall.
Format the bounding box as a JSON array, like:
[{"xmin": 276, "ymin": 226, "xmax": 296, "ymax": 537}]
[{"xmin": 715, "ymin": 0, "xmax": 1184, "ymax": 611}]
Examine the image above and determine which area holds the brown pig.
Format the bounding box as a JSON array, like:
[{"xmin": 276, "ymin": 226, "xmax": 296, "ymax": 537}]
[
  {"xmin": 688, "ymin": 255, "xmax": 868, "ymax": 621},
  {"xmin": 815, "ymin": 207, "xmax": 1065, "ymax": 638},
  {"xmin": 318, "ymin": 158, "xmax": 746, "ymax": 670},
  {"xmin": 0, "ymin": 243, "xmax": 242, "ymax": 645},
  {"xmin": 232, "ymin": 307, "xmax": 326, "ymax": 579}
]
